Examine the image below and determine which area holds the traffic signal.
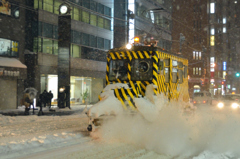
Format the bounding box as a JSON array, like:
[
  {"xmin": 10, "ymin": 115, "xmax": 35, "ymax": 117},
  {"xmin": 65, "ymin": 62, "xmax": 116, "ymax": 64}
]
[{"xmin": 236, "ymin": 72, "xmax": 240, "ymax": 77}]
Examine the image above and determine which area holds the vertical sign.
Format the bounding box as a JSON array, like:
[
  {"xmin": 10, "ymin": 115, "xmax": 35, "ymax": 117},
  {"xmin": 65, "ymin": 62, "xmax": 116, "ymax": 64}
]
[{"xmin": 58, "ymin": 15, "xmax": 71, "ymax": 108}]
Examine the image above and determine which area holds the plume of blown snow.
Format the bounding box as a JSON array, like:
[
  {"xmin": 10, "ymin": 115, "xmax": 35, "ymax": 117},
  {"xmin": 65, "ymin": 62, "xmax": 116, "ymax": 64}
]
[{"xmin": 96, "ymin": 97, "xmax": 240, "ymax": 158}]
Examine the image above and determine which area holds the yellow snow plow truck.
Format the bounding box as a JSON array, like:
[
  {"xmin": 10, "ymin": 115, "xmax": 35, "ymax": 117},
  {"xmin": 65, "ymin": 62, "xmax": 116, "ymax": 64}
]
[{"xmin": 86, "ymin": 38, "xmax": 190, "ymax": 131}]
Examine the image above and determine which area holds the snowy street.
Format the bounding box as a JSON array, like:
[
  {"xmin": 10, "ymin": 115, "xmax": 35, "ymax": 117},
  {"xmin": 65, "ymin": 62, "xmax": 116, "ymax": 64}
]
[
  {"xmin": 1, "ymin": 103, "xmax": 240, "ymax": 159},
  {"xmin": 0, "ymin": 105, "xmax": 168, "ymax": 159}
]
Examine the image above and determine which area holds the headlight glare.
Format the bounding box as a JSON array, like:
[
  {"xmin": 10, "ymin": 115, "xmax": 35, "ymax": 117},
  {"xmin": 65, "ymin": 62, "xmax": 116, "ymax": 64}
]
[
  {"xmin": 217, "ymin": 102, "xmax": 224, "ymax": 108},
  {"xmin": 231, "ymin": 103, "xmax": 239, "ymax": 109}
]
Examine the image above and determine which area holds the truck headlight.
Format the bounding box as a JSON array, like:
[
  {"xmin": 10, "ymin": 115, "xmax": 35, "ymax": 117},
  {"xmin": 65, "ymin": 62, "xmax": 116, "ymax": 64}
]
[
  {"xmin": 217, "ymin": 102, "xmax": 224, "ymax": 108},
  {"xmin": 231, "ymin": 103, "xmax": 239, "ymax": 109}
]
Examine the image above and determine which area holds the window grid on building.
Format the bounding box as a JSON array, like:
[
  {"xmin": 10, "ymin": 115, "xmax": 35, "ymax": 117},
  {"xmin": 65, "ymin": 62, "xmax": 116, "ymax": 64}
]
[{"xmin": 34, "ymin": 0, "xmax": 112, "ymax": 31}]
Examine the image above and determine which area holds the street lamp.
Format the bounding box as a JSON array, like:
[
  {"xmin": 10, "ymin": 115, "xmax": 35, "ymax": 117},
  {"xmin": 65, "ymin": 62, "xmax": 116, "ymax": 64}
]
[
  {"xmin": 58, "ymin": 3, "xmax": 71, "ymax": 109},
  {"xmin": 59, "ymin": 3, "xmax": 71, "ymax": 15}
]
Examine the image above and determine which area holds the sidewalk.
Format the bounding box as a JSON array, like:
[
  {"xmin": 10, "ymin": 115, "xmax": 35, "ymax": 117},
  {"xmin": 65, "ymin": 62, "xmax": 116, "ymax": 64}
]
[{"xmin": 0, "ymin": 104, "xmax": 93, "ymax": 116}]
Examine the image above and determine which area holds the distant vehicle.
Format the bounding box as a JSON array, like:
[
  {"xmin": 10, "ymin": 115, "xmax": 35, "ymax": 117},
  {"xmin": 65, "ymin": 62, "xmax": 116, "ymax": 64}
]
[
  {"xmin": 193, "ymin": 91, "xmax": 212, "ymax": 105},
  {"xmin": 216, "ymin": 94, "xmax": 240, "ymax": 110}
]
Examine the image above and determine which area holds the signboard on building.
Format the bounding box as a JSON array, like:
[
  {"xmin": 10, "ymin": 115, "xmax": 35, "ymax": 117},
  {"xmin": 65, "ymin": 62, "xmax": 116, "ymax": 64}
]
[{"xmin": 0, "ymin": 0, "xmax": 11, "ymax": 15}]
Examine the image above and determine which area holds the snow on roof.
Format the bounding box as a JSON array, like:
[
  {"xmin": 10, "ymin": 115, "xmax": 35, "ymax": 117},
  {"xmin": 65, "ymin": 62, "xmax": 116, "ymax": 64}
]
[{"xmin": 0, "ymin": 57, "xmax": 27, "ymax": 68}]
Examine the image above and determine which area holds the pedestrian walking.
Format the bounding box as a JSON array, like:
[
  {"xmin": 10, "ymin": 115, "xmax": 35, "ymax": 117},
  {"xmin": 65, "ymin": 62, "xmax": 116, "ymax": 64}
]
[
  {"xmin": 22, "ymin": 91, "xmax": 33, "ymax": 115},
  {"xmin": 48, "ymin": 90, "xmax": 53, "ymax": 108},
  {"xmin": 42, "ymin": 90, "xmax": 48, "ymax": 107}
]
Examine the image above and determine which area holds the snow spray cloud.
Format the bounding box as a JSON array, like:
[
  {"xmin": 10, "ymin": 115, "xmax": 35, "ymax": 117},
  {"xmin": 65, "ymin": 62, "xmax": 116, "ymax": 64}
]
[{"xmin": 96, "ymin": 100, "xmax": 240, "ymax": 158}]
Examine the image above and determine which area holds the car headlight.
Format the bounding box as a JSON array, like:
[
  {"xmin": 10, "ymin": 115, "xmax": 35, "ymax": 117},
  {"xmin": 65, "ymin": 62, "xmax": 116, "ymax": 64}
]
[
  {"xmin": 231, "ymin": 103, "xmax": 239, "ymax": 109},
  {"xmin": 217, "ymin": 102, "xmax": 224, "ymax": 108}
]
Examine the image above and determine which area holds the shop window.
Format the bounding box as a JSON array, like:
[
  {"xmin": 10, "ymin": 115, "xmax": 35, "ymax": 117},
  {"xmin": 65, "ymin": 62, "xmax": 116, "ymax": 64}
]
[
  {"xmin": 90, "ymin": 35, "xmax": 97, "ymax": 47},
  {"xmin": 43, "ymin": 0, "xmax": 53, "ymax": 13},
  {"xmin": 97, "ymin": 3, "xmax": 104, "ymax": 14},
  {"xmin": 53, "ymin": 40, "xmax": 58, "ymax": 55},
  {"xmin": 90, "ymin": 14, "xmax": 97, "ymax": 26},
  {"xmin": 43, "ymin": 23, "xmax": 53, "ymax": 38},
  {"xmin": 72, "ymin": 44, "xmax": 81, "ymax": 58},
  {"xmin": 82, "ymin": 33, "xmax": 89, "ymax": 46},
  {"xmin": 42, "ymin": 38, "xmax": 53, "ymax": 54},
  {"xmin": 98, "ymin": 17, "xmax": 104, "ymax": 28},
  {"xmin": 54, "ymin": 0, "xmax": 61, "ymax": 14},
  {"xmin": 104, "ymin": 39, "xmax": 110, "ymax": 50},
  {"xmin": 73, "ymin": 7, "xmax": 80, "ymax": 21},
  {"xmin": 0, "ymin": 38, "xmax": 19, "ymax": 57},
  {"xmin": 97, "ymin": 37, "xmax": 104, "ymax": 49},
  {"xmin": 104, "ymin": 19, "xmax": 111, "ymax": 30},
  {"xmin": 82, "ymin": 11, "xmax": 90, "ymax": 23}
]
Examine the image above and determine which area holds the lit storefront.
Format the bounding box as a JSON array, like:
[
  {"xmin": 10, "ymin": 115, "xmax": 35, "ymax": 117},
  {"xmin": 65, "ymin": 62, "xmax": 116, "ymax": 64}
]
[{"xmin": 40, "ymin": 74, "xmax": 103, "ymax": 104}]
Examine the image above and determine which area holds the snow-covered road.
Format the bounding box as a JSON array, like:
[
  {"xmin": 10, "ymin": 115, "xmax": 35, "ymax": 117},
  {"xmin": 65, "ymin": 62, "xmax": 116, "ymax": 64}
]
[{"xmin": 1, "ymin": 105, "xmax": 240, "ymax": 159}]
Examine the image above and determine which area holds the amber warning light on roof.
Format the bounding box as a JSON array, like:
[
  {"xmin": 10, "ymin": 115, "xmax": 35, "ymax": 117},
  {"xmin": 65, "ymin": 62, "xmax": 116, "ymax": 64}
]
[{"xmin": 134, "ymin": 37, "xmax": 140, "ymax": 43}]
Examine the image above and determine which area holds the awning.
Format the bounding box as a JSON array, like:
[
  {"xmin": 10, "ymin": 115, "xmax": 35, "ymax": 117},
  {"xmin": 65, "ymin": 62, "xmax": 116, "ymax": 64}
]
[
  {"xmin": 0, "ymin": 57, "xmax": 27, "ymax": 68},
  {"xmin": 0, "ymin": 57, "xmax": 27, "ymax": 79}
]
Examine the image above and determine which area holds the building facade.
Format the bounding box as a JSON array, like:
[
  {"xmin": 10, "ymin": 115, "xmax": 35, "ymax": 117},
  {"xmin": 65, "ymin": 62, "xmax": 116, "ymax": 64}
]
[
  {"xmin": 172, "ymin": 0, "xmax": 209, "ymax": 98},
  {"xmin": 24, "ymin": 0, "xmax": 114, "ymax": 105},
  {"xmin": 0, "ymin": 0, "xmax": 27, "ymax": 109},
  {"xmin": 114, "ymin": 0, "xmax": 172, "ymax": 51},
  {"xmin": 208, "ymin": 0, "xmax": 240, "ymax": 95}
]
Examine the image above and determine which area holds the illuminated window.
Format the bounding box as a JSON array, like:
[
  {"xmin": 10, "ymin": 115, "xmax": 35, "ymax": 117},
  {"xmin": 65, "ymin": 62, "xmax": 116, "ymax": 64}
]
[
  {"xmin": 196, "ymin": 52, "xmax": 198, "ymax": 60},
  {"xmin": 54, "ymin": 1, "xmax": 61, "ymax": 14},
  {"xmin": 193, "ymin": 51, "xmax": 195, "ymax": 59},
  {"xmin": 223, "ymin": 17, "xmax": 226, "ymax": 24},
  {"xmin": 82, "ymin": 11, "xmax": 90, "ymax": 23},
  {"xmin": 211, "ymin": 28, "xmax": 215, "ymax": 35},
  {"xmin": 196, "ymin": 67, "xmax": 198, "ymax": 74},
  {"xmin": 0, "ymin": 38, "xmax": 19, "ymax": 57},
  {"xmin": 98, "ymin": 17, "xmax": 104, "ymax": 28},
  {"xmin": 223, "ymin": 27, "xmax": 226, "ymax": 33},
  {"xmin": 90, "ymin": 14, "xmax": 97, "ymax": 26},
  {"xmin": 199, "ymin": 52, "xmax": 202, "ymax": 60},
  {"xmin": 73, "ymin": 8, "xmax": 80, "ymax": 21},
  {"xmin": 43, "ymin": 0, "xmax": 53, "ymax": 13},
  {"xmin": 193, "ymin": 67, "xmax": 195, "ymax": 75},
  {"xmin": 199, "ymin": 67, "xmax": 201, "ymax": 75},
  {"xmin": 210, "ymin": 36, "xmax": 215, "ymax": 46},
  {"xmin": 210, "ymin": 3, "xmax": 215, "ymax": 13}
]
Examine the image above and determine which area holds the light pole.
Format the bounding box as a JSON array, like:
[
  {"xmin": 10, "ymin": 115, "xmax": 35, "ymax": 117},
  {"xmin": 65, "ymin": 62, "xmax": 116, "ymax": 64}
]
[{"xmin": 58, "ymin": 3, "xmax": 71, "ymax": 109}]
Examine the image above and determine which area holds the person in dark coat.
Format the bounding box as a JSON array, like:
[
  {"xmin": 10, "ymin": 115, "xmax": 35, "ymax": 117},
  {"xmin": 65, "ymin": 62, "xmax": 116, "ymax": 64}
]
[
  {"xmin": 42, "ymin": 90, "xmax": 48, "ymax": 107},
  {"xmin": 48, "ymin": 90, "xmax": 53, "ymax": 108}
]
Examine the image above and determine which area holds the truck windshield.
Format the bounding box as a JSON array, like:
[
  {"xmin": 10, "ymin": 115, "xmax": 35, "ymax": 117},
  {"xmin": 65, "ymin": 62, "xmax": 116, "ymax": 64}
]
[{"xmin": 109, "ymin": 60, "xmax": 129, "ymax": 81}]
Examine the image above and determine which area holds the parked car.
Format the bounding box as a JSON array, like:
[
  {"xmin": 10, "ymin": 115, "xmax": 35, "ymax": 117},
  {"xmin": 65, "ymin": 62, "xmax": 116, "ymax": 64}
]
[
  {"xmin": 216, "ymin": 94, "xmax": 240, "ymax": 110},
  {"xmin": 193, "ymin": 91, "xmax": 212, "ymax": 105}
]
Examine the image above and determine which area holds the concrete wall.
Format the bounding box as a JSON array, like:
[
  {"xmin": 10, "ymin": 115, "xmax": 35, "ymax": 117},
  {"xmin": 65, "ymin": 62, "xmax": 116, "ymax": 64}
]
[{"xmin": 0, "ymin": 79, "xmax": 17, "ymax": 110}]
